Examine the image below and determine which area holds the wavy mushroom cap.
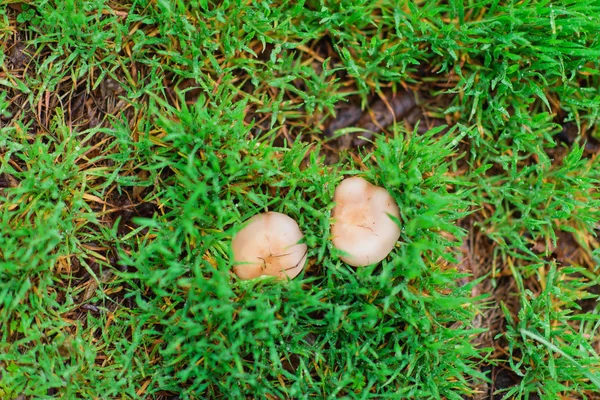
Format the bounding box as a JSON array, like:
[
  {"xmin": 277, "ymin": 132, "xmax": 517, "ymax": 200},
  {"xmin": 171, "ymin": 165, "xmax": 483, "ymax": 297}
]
[
  {"xmin": 331, "ymin": 177, "xmax": 401, "ymax": 267},
  {"xmin": 232, "ymin": 212, "xmax": 308, "ymax": 280}
]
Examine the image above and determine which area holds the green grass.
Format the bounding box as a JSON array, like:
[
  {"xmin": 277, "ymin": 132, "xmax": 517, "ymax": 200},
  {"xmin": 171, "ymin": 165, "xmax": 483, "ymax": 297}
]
[{"xmin": 1, "ymin": 0, "xmax": 600, "ymax": 398}]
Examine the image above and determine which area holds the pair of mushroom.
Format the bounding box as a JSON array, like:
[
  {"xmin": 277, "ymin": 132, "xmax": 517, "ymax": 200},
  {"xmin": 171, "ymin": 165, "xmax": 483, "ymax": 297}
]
[{"xmin": 231, "ymin": 177, "xmax": 401, "ymax": 280}]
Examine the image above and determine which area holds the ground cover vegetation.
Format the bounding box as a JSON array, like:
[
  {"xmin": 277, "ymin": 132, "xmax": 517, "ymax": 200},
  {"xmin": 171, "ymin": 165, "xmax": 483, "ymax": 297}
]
[{"xmin": 1, "ymin": 0, "xmax": 599, "ymax": 398}]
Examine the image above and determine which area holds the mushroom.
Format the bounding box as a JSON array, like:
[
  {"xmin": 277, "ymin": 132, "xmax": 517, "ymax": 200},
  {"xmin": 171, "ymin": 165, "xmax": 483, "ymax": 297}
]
[
  {"xmin": 231, "ymin": 212, "xmax": 308, "ymax": 280},
  {"xmin": 331, "ymin": 177, "xmax": 401, "ymax": 266}
]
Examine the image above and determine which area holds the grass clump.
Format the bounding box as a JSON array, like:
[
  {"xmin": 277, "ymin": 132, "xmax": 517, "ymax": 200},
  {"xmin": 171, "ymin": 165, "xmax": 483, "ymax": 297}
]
[{"xmin": 114, "ymin": 96, "xmax": 485, "ymax": 398}]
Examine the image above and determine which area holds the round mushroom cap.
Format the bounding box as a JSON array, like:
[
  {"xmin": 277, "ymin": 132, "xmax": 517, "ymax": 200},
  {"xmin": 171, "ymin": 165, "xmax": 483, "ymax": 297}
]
[
  {"xmin": 331, "ymin": 177, "xmax": 401, "ymax": 267},
  {"xmin": 232, "ymin": 212, "xmax": 308, "ymax": 280}
]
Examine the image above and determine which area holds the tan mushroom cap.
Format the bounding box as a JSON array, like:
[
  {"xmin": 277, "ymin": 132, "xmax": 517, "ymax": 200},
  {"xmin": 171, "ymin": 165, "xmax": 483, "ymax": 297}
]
[
  {"xmin": 331, "ymin": 177, "xmax": 401, "ymax": 267},
  {"xmin": 231, "ymin": 212, "xmax": 308, "ymax": 280}
]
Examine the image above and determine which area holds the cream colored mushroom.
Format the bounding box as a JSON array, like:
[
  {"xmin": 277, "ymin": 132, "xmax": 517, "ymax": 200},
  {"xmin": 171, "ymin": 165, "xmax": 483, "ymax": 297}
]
[
  {"xmin": 331, "ymin": 177, "xmax": 401, "ymax": 266},
  {"xmin": 231, "ymin": 212, "xmax": 308, "ymax": 280}
]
